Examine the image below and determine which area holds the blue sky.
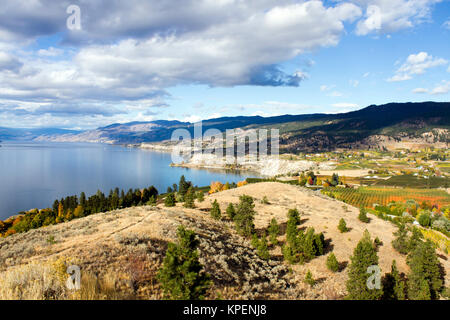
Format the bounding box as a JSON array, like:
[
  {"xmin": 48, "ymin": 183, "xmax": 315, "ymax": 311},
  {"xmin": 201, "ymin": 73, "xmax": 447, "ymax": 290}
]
[{"xmin": 0, "ymin": 0, "xmax": 449, "ymax": 129}]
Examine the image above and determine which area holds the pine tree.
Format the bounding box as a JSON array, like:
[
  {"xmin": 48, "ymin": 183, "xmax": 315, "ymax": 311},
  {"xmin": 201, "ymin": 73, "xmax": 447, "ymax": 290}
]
[
  {"xmin": 338, "ymin": 218, "xmax": 348, "ymax": 233},
  {"xmin": 326, "ymin": 253, "xmax": 340, "ymax": 272},
  {"xmin": 210, "ymin": 200, "xmax": 221, "ymax": 220},
  {"xmin": 268, "ymin": 218, "xmax": 280, "ymax": 246},
  {"xmin": 304, "ymin": 270, "xmax": 315, "ymax": 287},
  {"xmin": 178, "ymin": 175, "xmax": 191, "ymax": 199},
  {"xmin": 358, "ymin": 206, "xmax": 369, "ymax": 223},
  {"xmin": 392, "ymin": 223, "xmax": 409, "ymax": 254},
  {"xmin": 382, "ymin": 260, "xmax": 405, "ymax": 300},
  {"xmin": 407, "ymin": 240, "xmax": 443, "ymax": 300},
  {"xmin": 408, "ymin": 227, "xmax": 424, "ymax": 253},
  {"xmin": 196, "ymin": 191, "xmax": 205, "ymax": 202},
  {"xmin": 234, "ymin": 195, "xmax": 255, "ymax": 237},
  {"xmin": 346, "ymin": 231, "xmax": 383, "ymax": 300},
  {"xmin": 164, "ymin": 193, "xmax": 176, "ymax": 207},
  {"xmin": 226, "ymin": 203, "xmax": 236, "ymax": 220},
  {"xmin": 157, "ymin": 225, "xmax": 211, "ymax": 300},
  {"xmin": 183, "ymin": 187, "xmax": 195, "ymax": 208},
  {"xmin": 256, "ymin": 232, "xmax": 270, "ymax": 260}
]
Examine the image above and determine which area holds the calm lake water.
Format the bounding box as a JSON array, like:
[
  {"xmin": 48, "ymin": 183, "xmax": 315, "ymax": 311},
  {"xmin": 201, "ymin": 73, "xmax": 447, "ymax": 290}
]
[{"xmin": 0, "ymin": 141, "xmax": 255, "ymax": 220}]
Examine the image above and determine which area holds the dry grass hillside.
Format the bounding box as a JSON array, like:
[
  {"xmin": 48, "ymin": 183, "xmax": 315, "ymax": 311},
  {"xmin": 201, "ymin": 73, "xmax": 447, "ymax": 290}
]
[{"xmin": 0, "ymin": 182, "xmax": 448, "ymax": 300}]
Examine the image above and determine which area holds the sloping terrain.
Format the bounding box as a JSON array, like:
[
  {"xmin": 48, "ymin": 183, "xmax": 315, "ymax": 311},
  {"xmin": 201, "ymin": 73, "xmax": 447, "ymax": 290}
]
[{"xmin": 0, "ymin": 182, "xmax": 448, "ymax": 299}]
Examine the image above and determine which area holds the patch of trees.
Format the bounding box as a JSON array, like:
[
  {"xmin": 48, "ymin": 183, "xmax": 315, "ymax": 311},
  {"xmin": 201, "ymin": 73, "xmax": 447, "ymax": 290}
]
[
  {"xmin": 0, "ymin": 185, "xmax": 158, "ymax": 237},
  {"xmin": 282, "ymin": 208, "xmax": 326, "ymax": 264}
]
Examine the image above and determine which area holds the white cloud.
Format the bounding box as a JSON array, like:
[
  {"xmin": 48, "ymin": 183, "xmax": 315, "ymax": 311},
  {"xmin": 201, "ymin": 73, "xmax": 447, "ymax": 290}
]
[
  {"xmin": 328, "ymin": 91, "xmax": 344, "ymax": 97},
  {"xmin": 430, "ymin": 81, "xmax": 450, "ymax": 94},
  {"xmin": 387, "ymin": 51, "xmax": 447, "ymax": 82},
  {"xmin": 411, "ymin": 81, "xmax": 450, "ymax": 95},
  {"xmin": 320, "ymin": 84, "xmax": 336, "ymax": 91},
  {"xmin": 443, "ymin": 20, "xmax": 450, "ymax": 29},
  {"xmin": 412, "ymin": 88, "xmax": 428, "ymax": 93},
  {"xmin": 354, "ymin": 0, "xmax": 442, "ymax": 35},
  {"xmin": 349, "ymin": 79, "xmax": 360, "ymax": 87}
]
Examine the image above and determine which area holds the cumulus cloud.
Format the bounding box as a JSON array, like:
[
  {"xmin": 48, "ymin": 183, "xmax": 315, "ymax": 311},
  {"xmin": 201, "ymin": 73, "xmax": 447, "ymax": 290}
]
[
  {"xmin": 411, "ymin": 81, "xmax": 450, "ymax": 95},
  {"xmin": 387, "ymin": 51, "xmax": 447, "ymax": 82},
  {"xmin": 352, "ymin": 0, "xmax": 442, "ymax": 35}
]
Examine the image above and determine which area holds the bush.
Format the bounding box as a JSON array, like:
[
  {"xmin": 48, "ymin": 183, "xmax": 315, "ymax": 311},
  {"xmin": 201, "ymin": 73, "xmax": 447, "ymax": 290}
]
[
  {"xmin": 210, "ymin": 200, "xmax": 221, "ymax": 220},
  {"xmin": 418, "ymin": 212, "xmax": 431, "ymax": 227},
  {"xmin": 267, "ymin": 218, "xmax": 280, "ymax": 246},
  {"xmin": 157, "ymin": 225, "xmax": 211, "ymax": 300},
  {"xmin": 326, "ymin": 253, "xmax": 339, "ymax": 272},
  {"xmin": 304, "ymin": 270, "xmax": 315, "ymax": 287},
  {"xmin": 226, "ymin": 203, "xmax": 236, "ymax": 220},
  {"xmin": 164, "ymin": 193, "xmax": 176, "ymax": 207},
  {"xmin": 338, "ymin": 218, "xmax": 348, "ymax": 233},
  {"xmin": 196, "ymin": 191, "xmax": 205, "ymax": 202},
  {"xmin": 358, "ymin": 207, "xmax": 369, "ymax": 223}
]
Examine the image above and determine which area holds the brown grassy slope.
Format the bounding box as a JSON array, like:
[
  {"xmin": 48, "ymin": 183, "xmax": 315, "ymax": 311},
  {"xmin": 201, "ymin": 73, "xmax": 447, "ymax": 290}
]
[{"xmin": 0, "ymin": 182, "xmax": 448, "ymax": 299}]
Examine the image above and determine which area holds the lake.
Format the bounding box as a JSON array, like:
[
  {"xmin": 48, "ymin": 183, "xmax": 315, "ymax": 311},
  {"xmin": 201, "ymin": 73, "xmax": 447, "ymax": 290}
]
[{"xmin": 0, "ymin": 141, "xmax": 255, "ymax": 220}]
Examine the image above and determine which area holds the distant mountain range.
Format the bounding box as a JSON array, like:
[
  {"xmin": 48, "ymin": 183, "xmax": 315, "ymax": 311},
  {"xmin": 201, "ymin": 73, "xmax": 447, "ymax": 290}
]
[{"xmin": 1, "ymin": 102, "xmax": 449, "ymax": 152}]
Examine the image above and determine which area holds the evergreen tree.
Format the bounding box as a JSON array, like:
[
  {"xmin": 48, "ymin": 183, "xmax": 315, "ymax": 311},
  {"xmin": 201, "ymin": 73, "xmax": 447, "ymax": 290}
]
[
  {"xmin": 408, "ymin": 227, "xmax": 424, "ymax": 253},
  {"xmin": 183, "ymin": 187, "xmax": 196, "ymax": 208},
  {"xmin": 346, "ymin": 231, "xmax": 383, "ymax": 300},
  {"xmin": 165, "ymin": 193, "xmax": 176, "ymax": 207},
  {"xmin": 256, "ymin": 232, "xmax": 270, "ymax": 260},
  {"xmin": 226, "ymin": 203, "xmax": 236, "ymax": 220},
  {"xmin": 267, "ymin": 218, "xmax": 280, "ymax": 246},
  {"xmin": 338, "ymin": 218, "xmax": 348, "ymax": 233},
  {"xmin": 210, "ymin": 200, "xmax": 221, "ymax": 220},
  {"xmin": 382, "ymin": 260, "xmax": 405, "ymax": 300},
  {"xmin": 157, "ymin": 225, "xmax": 211, "ymax": 300},
  {"xmin": 234, "ymin": 195, "xmax": 255, "ymax": 237},
  {"xmin": 304, "ymin": 270, "xmax": 315, "ymax": 287},
  {"xmin": 358, "ymin": 206, "xmax": 369, "ymax": 223},
  {"xmin": 326, "ymin": 253, "xmax": 340, "ymax": 272},
  {"xmin": 392, "ymin": 223, "xmax": 409, "ymax": 254},
  {"xmin": 407, "ymin": 240, "xmax": 443, "ymax": 300},
  {"xmin": 178, "ymin": 175, "xmax": 191, "ymax": 199},
  {"xmin": 196, "ymin": 191, "xmax": 205, "ymax": 202},
  {"xmin": 80, "ymin": 192, "xmax": 86, "ymax": 208}
]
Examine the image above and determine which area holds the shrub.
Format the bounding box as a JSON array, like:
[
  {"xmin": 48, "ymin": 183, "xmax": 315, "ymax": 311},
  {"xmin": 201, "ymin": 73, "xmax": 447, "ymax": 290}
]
[
  {"xmin": 196, "ymin": 191, "xmax": 205, "ymax": 202},
  {"xmin": 210, "ymin": 200, "xmax": 221, "ymax": 220},
  {"xmin": 226, "ymin": 203, "xmax": 236, "ymax": 220},
  {"xmin": 267, "ymin": 218, "xmax": 280, "ymax": 246},
  {"xmin": 256, "ymin": 232, "xmax": 270, "ymax": 261},
  {"xmin": 358, "ymin": 207, "xmax": 369, "ymax": 223},
  {"xmin": 164, "ymin": 193, "xmax": 176, "ymax": 207},
  {"xmin": 157, "ymin": 225, "xmax": 211, "ymax": 300},
  {"xmin": 261, "ymin": 196, "xmax": 270, "ymax": 204},
  {"xmin": 418, "ymin": 212, "xmax": 431, "ymax": 227},
  {"xmin": 338, "ymin": 218, "xmax": 348, "ymax": 233},
  {"xmin": 326, "ymin": 253, "xmax": 339, "ymax": 272},
  {"xmin": 304, "ymin": 270, "xmax": 315, "ymax": 287}
]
